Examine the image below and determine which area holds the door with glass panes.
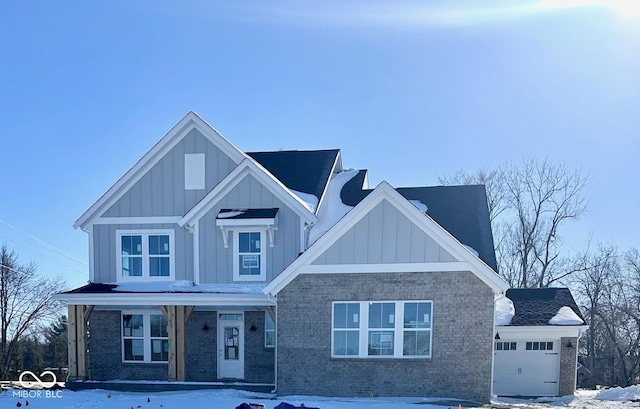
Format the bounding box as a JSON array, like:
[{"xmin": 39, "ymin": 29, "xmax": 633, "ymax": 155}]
[{"xmin": 217, "ymin": 313, "xmax": 244, "ymax": 379}]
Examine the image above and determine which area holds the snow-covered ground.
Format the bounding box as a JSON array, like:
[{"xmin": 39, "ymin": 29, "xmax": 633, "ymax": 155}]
[{"xmin": 1, "ymin": 387, "xmax": 640, "ymax": 409}]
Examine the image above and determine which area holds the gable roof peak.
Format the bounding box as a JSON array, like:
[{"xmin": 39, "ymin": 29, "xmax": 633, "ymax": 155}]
[{"xmin": 73, "ymin": 111, "xmax": 246, "ymax": 230}]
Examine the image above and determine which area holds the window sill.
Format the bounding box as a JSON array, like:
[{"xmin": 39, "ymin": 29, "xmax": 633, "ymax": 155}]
[{"xmin": 330, "ymin": 356, "xmax": 433, "ymax": 361}]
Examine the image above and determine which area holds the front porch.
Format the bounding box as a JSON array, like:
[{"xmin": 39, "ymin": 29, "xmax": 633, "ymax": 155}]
[{"xmin": 64, "ymin": 290, "xmax": 276, "ymax": 388}]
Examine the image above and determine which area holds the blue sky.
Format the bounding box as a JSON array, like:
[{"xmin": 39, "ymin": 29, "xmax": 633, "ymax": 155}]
[{"xmin": 1, "ymin": 1, "xmax": 638, "ymax": 289}]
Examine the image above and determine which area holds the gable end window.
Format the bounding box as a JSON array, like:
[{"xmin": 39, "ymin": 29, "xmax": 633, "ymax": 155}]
[
  {"xmin": 332, "ymin": 301, "xmax": 433, "ymax": 359},
  {"xmin": 116, "ymin": 230, "xmax": 175, "ymax": 281}
]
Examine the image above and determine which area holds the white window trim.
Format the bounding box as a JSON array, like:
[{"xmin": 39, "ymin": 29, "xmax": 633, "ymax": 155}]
[
  {"xmin": 265, "ymin": 311, "xmax": 275, "ymax": 348},
  {"xmin": 185, "ymin": 153, "xmax": 205, "ymax": 190},
  {"xmin": 331, "ymin": 300, "xmax": 433, "ymax": 359},
  {"xmin": 121, "ymin": 311, "xmax": 168, "ymax": 363},
  {"xmin": 116, "ymin": 229, "xmax": 176, "ymax": 282},
  {"xmin": 232, "ymin": 228, "xmax": 267, "ymax": 282}
]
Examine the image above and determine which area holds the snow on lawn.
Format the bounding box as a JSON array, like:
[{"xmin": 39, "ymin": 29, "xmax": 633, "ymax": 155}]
[
  {"xmin": 3, "ymin": 388, "xmax": 640, "ymax": 409},
  {"xmin": 0, "ymin": 389, "xmax": 472, "ymax": 409}
]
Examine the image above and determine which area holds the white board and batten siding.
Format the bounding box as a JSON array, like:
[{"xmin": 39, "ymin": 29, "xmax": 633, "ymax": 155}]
[{"xmin": 312, "ymin": 200, "xmax": 457, "ymax": 265}]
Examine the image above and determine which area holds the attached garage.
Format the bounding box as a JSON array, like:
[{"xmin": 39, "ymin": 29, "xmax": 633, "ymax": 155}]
[
  {"xmin": 493, "ymin": 288, "xmax": 588, "ymax": 397},
  {"xmin": 494, "ymin": 339, "xmax": 560, "ymax": 396}
]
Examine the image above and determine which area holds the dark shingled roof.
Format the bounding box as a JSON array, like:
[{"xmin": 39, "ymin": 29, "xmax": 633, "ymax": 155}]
[
  {"xmin": 506, "ymin": 288, "xmax": 585, "ymax": 326},
  {"xmin": 62, "ymin": 283, "xmax": 118, "ymax": 294},
  {"xmin": 341, "ymin": 170, "xmax": 498, "ymax": 271},
  {"xmin": 247, "ymin": 149, "xmax": 339, "ymax": 200},
  {"xmin": 217, "ymin": 208, "xmax": 279, "ymax": 220}
]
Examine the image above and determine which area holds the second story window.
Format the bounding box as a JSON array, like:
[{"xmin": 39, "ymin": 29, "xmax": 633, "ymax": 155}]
[
  {"xmin": 233, "ymin": 230, "xmax": 266, "ymax": 281},
  {"xmin": 117, "ymin": 230, "xmax": 175, "ymax": 281}
]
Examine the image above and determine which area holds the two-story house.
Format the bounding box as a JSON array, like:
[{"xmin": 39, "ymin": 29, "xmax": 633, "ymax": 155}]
[{"xmin": 57, "ymin": 112, "xmax": 584, "ymax": 402}]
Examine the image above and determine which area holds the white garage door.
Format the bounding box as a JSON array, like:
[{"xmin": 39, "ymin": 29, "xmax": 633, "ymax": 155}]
[{"xmin": 493, "ymin": 340, "xmax": 560, "ymax": 397}]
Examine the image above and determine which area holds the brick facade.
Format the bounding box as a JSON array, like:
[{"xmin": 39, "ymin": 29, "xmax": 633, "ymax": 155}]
[
  {"xmin": 276, "ymin": 271, "xmax": 495, "ymax": 402},
  {"xmin": 88, "ymin": 310, "xmax": 168, "ymax": 381},
  {"xmin": 88, "ymin": 308, "xmax": 275, "ymax": 383},
  {"xmin": 559, "ymin": 337, "xmax": 578, "ymax": 396}
]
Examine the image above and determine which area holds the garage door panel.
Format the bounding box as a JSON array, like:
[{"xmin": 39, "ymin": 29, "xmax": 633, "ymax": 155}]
[{"xmin": 494, "ymin": 340, "xmax": 559, "ymax": 397}]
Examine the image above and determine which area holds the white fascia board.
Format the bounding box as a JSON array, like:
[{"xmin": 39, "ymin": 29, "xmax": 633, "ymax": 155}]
[
  {"xmin": 299, "ymin": 262, "xmax": 472, "ymax": 274},
  {"xmin": 93, "ymin": 216, "xmax": 182, "ymax": 225},
  {"xmin": 54, "ymin": 292, "xmax": 275, "ymax": 307},
  {"xmin": 180, "ymin": 159, "xmax": 317, "ymax": 227},
  {"xmin": 495, "ymin": 325, "xmax": 589, "ymax": 339},
  {"xmin": 264, "ymin": 181, "xmax": 508, "ymax": 295},
  {"xmin": 215, "ymin": 218, "xmax": 276, "ymax": 227},
  {"xmin": 74, "ymin": 111, "xmax": 246, "ymax": 230}
]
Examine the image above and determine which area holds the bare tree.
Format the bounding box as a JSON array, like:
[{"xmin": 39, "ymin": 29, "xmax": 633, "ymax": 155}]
[
  {"xmin": 0, "ymin": 244, "xmax": 65, "ymax": 379},
  {"xmin": 573, "ymin": 246, "xmax": 640, "ymax": 387},
  {"xmin": 502, "ymin": 159, "xmax": 590, "ymax": 287},
  {"xmin": 440, "ymin": 158, "xmax": 590, "ymax": 287}
]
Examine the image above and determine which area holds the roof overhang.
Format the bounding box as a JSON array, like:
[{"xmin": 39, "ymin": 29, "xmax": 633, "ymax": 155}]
[{"xmin": 54, "ymin": 292, "xmax": 275, "ymax": 307}]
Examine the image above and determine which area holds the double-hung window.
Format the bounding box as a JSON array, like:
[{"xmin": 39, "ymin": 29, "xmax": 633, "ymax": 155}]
[
  {"xmin": 332, "ymin": 301, "xmax": 433, "ymax": 359},
  {"xmin": 122, "ymin": 312, "xmax": 168, "ymax": 363},
  {"xmin": 117, "ymin": 230, "xmax": 174, "ymax": 280},
  {"xmin": 232, "ymin": 230, "xmax": 266, "ymax": 281}
]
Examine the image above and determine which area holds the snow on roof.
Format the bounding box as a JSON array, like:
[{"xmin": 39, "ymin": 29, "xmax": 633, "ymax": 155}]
[
  {"xmin": 409, "ymin": 199, "xmax": 428, "ymax": 213},
  {"xmin": 495, "ymin": 294, "xmax": 515, "ymax": 326},
  {"xmin": 291, "ymin": 189, "xmax": 319, "ymax": 213},
  {"xmin": 113, "ymin": 280, "xmax": 265, "ymax": 294},
  {"xmin": 217, "ymin": 210, "xmax": 245, "ymax": 219},
  {"xmin": 307, "ymin": 169, "xmax": 359, "ymax": 245},
  {"xmin": 548, "ymin": 305, "xmax": 585, "ymax": 325},
  {"xmin": 463, "ymin": 244, "xmax": 479, "ymax": 257}
]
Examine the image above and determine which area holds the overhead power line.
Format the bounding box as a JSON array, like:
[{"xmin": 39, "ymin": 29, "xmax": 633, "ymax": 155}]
[{"xmin": 0, "ymin": 219, "xmax": 88, "ymax": 267}]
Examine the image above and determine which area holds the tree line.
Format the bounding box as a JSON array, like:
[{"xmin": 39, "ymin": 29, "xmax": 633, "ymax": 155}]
[{"xmin": 439, "ymin": 158, "xmax": 639, "ymax": 387}]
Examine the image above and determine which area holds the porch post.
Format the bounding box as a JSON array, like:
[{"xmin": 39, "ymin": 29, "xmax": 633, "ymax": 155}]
[
  {"xmin": 162, "ymin": 305, "xmax": 193, "ymax": 382},
  {"xmin": 67, "ymin": 304, "xmax": 93, "ymax": 381}
]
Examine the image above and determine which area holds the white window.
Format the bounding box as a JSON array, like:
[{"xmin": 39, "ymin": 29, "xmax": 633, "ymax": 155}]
[
  {"xmin": 185, "ymin": 153, "xmax": 205, "ymax": 190},
  {"xmin": 122, "ymin": 312, "xmax": 168, "ymax": 363},
  {"xmin": 116, "ymin": 230, "xmax": 175, "ymax": 281},
  {"xmin": 265, "ymin": 312, "xmax": 275, "ymax": 348},
  {"xmin": 331, "ymin": 301, "xmax": 433, "ymax": 359},
  {"xmin": 233, "ymin": 230, "xmax": 266, "ymax": 281}
]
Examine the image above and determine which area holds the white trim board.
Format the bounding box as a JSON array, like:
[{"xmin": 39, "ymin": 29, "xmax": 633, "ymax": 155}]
[
  {"xmin": 74, "ymin": 111, "xmax": 246, "ymax": 230},
  {"xmin": 54, "ymin": 292, "xmax": 275, "ymax": 306},
  {"xmin": 264, "ymin": 181, "xmax": 509, "ymax": 295},
  {"xmin": 93, "ymin": 217, "xmax": 181, "ymax": 225},
  {"xmin": 495, "ymin": 325, "xmax": 589, "ymax": 339}
]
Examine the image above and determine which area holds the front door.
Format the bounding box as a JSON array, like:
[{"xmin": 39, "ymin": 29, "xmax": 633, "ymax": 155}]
[{"xmin": 217, "ymin": 313, "xmax": 244, "ymax": 380}]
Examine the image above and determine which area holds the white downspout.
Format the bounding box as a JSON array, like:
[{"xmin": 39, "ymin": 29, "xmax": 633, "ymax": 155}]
[{"xmin": 270, "ymin": 296, "xmax": 278, "ymax": 394}]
